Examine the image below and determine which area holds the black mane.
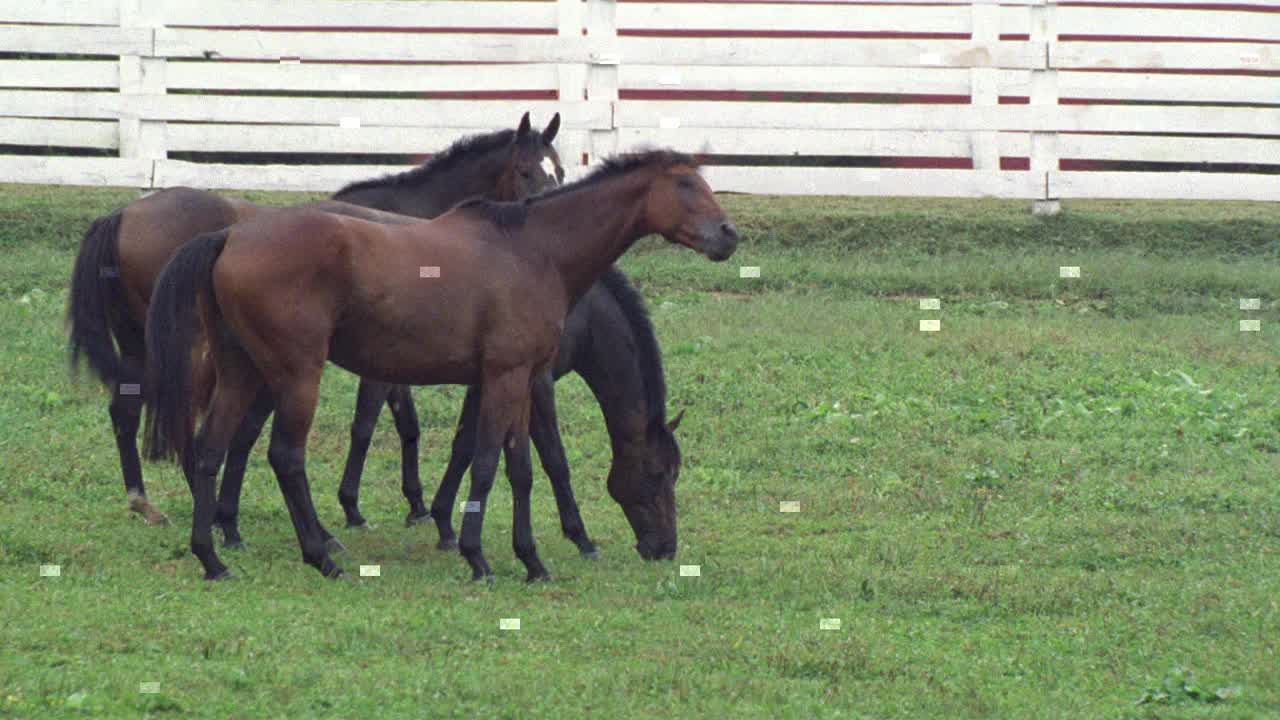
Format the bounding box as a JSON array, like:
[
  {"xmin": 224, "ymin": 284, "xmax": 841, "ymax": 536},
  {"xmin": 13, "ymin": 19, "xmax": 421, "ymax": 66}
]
[
  {"xmin": 599, "ymin": 268, "xmax": 667, "ymax": 425},
  {"xmin": 456, "ymin": 149, "xmax": 698, "ymax": 228},
  {"xmin": 331, "ymin": 128, "xmax": 515, "ymax": 198},
  {"xmin": 532, "ymin": 149, "xmax": 697, "ymax": 204}
]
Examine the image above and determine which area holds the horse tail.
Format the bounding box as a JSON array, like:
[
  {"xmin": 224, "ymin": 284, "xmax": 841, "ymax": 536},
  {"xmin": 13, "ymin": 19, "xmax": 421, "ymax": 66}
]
[
  {"xmin": 142, "ymin": 230, "xmax": 228, "ymax": 466},
  {"xmin": 67, "ymin": 210, "xmax": 139, "ymax": 386}
]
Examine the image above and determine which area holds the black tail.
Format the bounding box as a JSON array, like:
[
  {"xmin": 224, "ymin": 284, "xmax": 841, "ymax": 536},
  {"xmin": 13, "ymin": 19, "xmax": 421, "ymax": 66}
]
[
  {"xmin": 142, "ymin": 230, "xmax": 228, "ymax": 466},
  {"xmin": 67, "ymin": 211, "xmax": 140, "ymax": 385}
]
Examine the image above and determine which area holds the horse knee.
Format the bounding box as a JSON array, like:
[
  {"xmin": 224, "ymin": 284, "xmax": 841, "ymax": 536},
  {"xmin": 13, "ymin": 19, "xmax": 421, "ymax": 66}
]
[
  {"xmin": 349, "ymin": 415, "xmax": 377, "ymax": 447},
  {"xmin": 471, "ymin": 450, "xmax": 499, "ymax": 477},
  {"xmin": 267, "ymin": 441, "xmax": 304, "ymax": 478},
  {"xmin": 239, "ymin": 414, "xmax": 268, "ymax": 441},
  {"xmin": 507, "ymin": 462, "xmax": 534, "ymax": 493},
  {"xmin": 394, "ymin": 416, "xmax": 420, "ymax": 444},
  {"xmin": 193, "ymin": 446, "xmax": 224, "ymax": 478},
  {"xmin": 108, "ymin": 394, "xmax": 142, "ymax": 430},
  {"xmin": 450, "ymin": 426, "xmax": 475, "ymax": 459}
]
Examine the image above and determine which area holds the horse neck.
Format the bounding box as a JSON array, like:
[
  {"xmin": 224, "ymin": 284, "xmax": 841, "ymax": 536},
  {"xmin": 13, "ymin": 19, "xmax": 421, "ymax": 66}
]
[
  {"xmin": 526, "ymin": 173, "xmax": 653, "ymax": 303},
  {"xmin": 341, "ymin": 148, "xmax": 512, "ymax": 218},
  {"xmin": 572, "ymin": 293, "xmax": 655, "ymax": 461},
  {"xmin": 579, "ymin": 345, "xmax": 653, "ymax": 462}
]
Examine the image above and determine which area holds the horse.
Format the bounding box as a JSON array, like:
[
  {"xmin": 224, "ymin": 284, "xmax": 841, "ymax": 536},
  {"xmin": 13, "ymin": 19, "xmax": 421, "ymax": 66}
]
[
  {"xmin": 67, "ymin": 112, "xmax": 561, "ymax": 533},
  {"xmin": 424, "ymin": 269, "xmax": 685, "ymax": 561},
  {"xmin": 241, "ymin": 262, "xmax": 685, "ymax": 561},
  {"xmin": 142, "ymin": 150, "xmax": 738, "ymax": 582}
]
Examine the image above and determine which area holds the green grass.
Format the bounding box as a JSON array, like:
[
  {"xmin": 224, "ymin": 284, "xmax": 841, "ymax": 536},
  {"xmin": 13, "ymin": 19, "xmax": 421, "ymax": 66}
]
[{"xmin": 1, "ymin": 184, "xmax": 1278, "ymax": 718}]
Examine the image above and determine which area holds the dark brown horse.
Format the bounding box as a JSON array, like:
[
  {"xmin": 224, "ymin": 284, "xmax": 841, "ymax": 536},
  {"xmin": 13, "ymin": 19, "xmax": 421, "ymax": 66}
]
[
  {"xmin": 143, "ymin": 150, "xmax": 737, "ymax": 581},
  {"xmin": 426, "ymin": 269, "xmax": 685, "ymax": 561},
  {"xmin": 256, "ymin": 263, "xmax": 686, "ymax": 561},
  {"xmin": 67, "ymin": 113, "xmax": 561, "ymax": 530}
]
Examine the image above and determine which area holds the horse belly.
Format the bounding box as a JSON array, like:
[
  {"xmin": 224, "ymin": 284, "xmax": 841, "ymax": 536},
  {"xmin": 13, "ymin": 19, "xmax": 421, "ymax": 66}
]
[{"xmin": 327, "ymin": 322, "xmax": 477, "ymax": 387}]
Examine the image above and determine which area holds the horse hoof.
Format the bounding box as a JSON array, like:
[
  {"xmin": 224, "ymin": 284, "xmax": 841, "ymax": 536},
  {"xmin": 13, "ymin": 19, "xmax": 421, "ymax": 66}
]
[
  {"xmin": 526, "ymin": 572, "xmax": 552, "ymax": 584},
  {"xmin": 325, "ymin": 537, "xmax": 347, "ymax": 553},
  {"xmin": 437, "ymin": 538, "xmax": 458, "ymax": 551},
  {"xmin": 581, "ymin": 549, "xmax": 600, "ymax": 561},
  {"xmin": 472, "ymin": 573, "xmax": 495, "ymax": 585},
  {"xmin": 345, "ymin": 520, "xmax": 372, "ymax": 530},
  {"xmin": 224, "ymin": 539, "xmax": 246, "ymax": 551},
  {"xmin": 206, "ymin": 569, "xmax": 234, "ymax": 582},
  {"xmin": 129, "ymin": 496, "xmax": 170, "ymax": 526},
  {"xmin": 405, "ymin": 511, "xmax": 431, "ymax": 528}
]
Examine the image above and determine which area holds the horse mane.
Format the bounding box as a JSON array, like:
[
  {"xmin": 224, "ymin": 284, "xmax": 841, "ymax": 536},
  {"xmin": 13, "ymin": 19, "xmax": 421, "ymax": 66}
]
[
  {"xmin": 331, "ymin": 128, "xmax": 516, "ymax": 198},
  {"xmin": 598, "ymin": 267, "xmax": 667, "ymax": 426},
  {"xmin": 455, "ymin": 196, "xmax": 529, "ymax": 228},
  {"xmin": 456, "ymin": 149, "xmax": 699, "ymax": 228},
  {"xmin": 532, "ymin": 149, "xmax": 698, "ymax": 205}
]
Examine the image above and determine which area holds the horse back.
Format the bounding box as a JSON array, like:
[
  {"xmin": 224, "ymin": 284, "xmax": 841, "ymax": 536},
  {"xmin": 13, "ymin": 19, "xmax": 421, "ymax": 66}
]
[
  {"xmin": 118, "ymin": 187, "xmax": 262, "ymax": 323},
  {"xmin": 212, "ymin": 210, "xmax": 360, "ymax": 371}
]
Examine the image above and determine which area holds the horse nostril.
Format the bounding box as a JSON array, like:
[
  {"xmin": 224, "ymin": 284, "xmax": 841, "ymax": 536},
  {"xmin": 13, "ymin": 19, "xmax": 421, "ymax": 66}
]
[{"xmin": 720, "ymin": 222, "xmax": 738, "ymax": 239}]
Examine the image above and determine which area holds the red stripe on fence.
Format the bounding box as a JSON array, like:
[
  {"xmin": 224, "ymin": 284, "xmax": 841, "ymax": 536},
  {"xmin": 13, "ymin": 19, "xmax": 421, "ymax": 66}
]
[
  {"xmin": 1060, "ymin": 97, "xmax": 1280, "ymax": 106},
  {"xmin": 619, "ymin": 89, "xmax": 970, "ymax": 103},
  {"xmin": 1063, "ymin": 67, "xmax": 1280, "ymax": 77},
  {"xmin": 617, "ymin": 29, "xmax": 969, "ymax": 39},
  {"xmin": 1060, "ymin": 34, "xmax": 1280, "ymax": 43},
  {"xmin": 1058, "ymin": 2, "xmax": 1280, "ymax": 12},
  {"xmin": 884, "ymin": 156, "xmax": 972, "ymax": 169},
  {"xmin": 170, "ymin": 25, "xmax": 554, "ymax": 34}
]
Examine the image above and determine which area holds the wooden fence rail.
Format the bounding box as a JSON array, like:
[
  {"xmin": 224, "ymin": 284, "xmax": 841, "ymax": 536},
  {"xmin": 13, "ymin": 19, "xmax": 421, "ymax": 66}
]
[{"xmin": 1, "ymin": 0, "xmax": 1277, "ymax": 207}]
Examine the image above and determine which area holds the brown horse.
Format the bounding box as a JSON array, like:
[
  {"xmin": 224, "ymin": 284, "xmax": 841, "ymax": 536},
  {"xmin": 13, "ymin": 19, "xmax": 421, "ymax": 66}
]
[
  {"xmin": 67, "ymin": 113, "xmax": 561, "ymax": 529},
  {"xmin": 143, "ymin": 150, "xmax": 738, "ymax": 582}
]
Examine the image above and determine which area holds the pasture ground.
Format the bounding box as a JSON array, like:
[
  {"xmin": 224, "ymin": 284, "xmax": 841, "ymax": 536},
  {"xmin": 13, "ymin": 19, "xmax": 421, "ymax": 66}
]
[{"xmin": 0, "ymin": 185, "xmax": 1278, "ymax": 718}]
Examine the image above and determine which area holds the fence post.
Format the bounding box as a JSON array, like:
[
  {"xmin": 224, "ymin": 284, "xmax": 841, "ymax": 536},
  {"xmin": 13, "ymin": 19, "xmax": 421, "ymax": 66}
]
[
  {"xmin": 585, "ymin": 0, "xmax": 619, "ymax": 163},
  {"xmin": 556, "ymin": 0, "xmax": 587, "ymax": 179},
  {"xmin": 970, "ymin": 1, "xmax": 1001, "ymax": 195},
  {"xmin": 1029, "ymin": 0, "xmax": 1060, "ymax": 215},
  {"xmin": 118, "ymin": 0, "xmax": 165, "ymax": 189}
]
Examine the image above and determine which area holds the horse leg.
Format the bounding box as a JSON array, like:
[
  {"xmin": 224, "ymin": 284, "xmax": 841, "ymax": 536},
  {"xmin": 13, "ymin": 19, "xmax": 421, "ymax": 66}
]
[
  {"xmin": 113, "ymin": 387, "xmax": 168, "ymax": 526},
  {"xmin": 112, "ymin": 342, "xmax": 168, "ymax": 526},
  {"xmin": 186, "ymin": 371, "xmax": 261, "ymax": 581},
  {"xmin": 529, "ymin": 371, "xmax": 596, "ymax": 558},
  {"xmin": 430, "ymin": 386, "xmax": 479, "ymax": 551},
  {"xmin": 214, "ymin": 388, "xmax": 274, "ymax": 549},
  {"xmin": 337, "ymin": 378, "xmax": 388, "ymax": 529},
  {"xmin": 387, "ymin": 384, "xmax": 429, "ymax": 526},
  {"xmin": 458, "ymin": 368, "xmax": 531, "ymax": 581},
  {"xmin": 267, "ymin": 374, "xmax": 342, "ymax": 578},
  {"xmin": 506, "ymin": 417, "xmax": 550, "ymax": 583}
]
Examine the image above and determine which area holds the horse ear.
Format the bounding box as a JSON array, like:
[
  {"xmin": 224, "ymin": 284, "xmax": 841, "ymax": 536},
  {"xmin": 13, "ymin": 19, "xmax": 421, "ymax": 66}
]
[
  {"xmin": 542, "ymin": 113, "xmax": 561, "ymax": 144},
  {"xmin": 666, "ymin": 409, "xmax": 685, "ymax": 433},
  {"xmin": 516, "ymin": 112, "xmax": 532, "ymax": 138}
]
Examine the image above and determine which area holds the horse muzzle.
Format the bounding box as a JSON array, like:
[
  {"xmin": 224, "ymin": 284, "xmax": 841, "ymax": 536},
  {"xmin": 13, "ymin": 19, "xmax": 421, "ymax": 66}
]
[{"xmin": 636, "ymin": 536, "xmax": 677, "ymax": 561}]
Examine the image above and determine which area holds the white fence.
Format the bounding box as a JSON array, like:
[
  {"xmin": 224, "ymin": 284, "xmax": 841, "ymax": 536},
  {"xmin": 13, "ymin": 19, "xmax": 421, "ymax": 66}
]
[{"xmin": 1, "ymin": 0, "xmax": 1278, "ymax": 204}]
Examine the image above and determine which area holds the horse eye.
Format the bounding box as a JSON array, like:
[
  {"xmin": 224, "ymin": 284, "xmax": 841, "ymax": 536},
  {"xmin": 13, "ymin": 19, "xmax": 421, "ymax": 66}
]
[{"xmin": 677, "ymin": 177, "xmax": 695, "ymax": 190}]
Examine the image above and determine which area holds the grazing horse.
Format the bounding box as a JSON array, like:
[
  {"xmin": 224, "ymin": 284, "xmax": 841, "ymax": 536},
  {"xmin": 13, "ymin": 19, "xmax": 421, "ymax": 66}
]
[
  {"xmin": 143, "ymin": 150, "xmax": 738, "ymax": 582},
  {"xmin": 426, "ymin": 269, "xmax": 685, "ymax": 560},
  {"xmin": 67, "ymin": 112, "xmax": 561, "ymax": 531}
]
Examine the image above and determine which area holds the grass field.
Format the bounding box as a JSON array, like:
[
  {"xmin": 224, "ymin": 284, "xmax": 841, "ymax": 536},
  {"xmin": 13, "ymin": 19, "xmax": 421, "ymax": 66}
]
[{"xmin": 1, "ymin": 184, "xmax": 1278, "ymax": 718}]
